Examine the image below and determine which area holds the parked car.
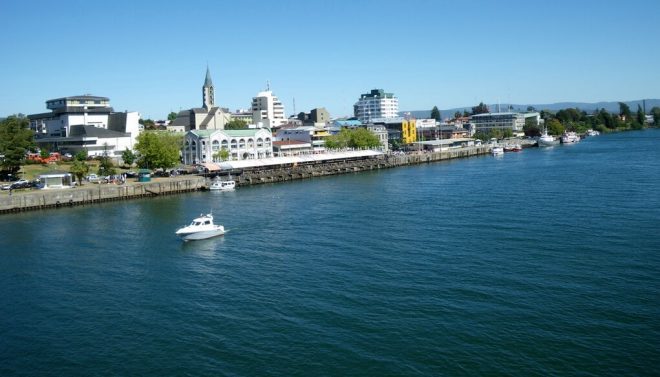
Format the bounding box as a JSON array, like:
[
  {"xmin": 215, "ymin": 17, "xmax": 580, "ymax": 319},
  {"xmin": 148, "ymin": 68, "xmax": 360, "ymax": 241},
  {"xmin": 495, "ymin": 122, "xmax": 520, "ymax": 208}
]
[
  {"xmin": 86, "ymin": 174, "xmax": 99, "ymax": 183},
  {"xmin": 9, "ymin": 179, "xmax": 30, "ymax": 190}
]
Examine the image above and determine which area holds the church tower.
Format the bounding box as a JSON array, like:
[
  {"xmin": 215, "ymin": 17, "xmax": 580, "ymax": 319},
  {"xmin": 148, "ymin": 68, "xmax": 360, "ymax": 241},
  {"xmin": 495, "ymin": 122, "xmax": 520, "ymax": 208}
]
[{"xmin": 202, "ymin": 66, "xmax": 215, "ymax": 110}]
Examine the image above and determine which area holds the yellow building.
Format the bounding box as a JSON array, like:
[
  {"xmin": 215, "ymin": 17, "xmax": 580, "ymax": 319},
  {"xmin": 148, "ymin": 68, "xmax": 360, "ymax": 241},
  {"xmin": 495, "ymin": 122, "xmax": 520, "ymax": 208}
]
[{"xmin": 402, "ymin": 119, "xmax": 417, "ymax": 144}]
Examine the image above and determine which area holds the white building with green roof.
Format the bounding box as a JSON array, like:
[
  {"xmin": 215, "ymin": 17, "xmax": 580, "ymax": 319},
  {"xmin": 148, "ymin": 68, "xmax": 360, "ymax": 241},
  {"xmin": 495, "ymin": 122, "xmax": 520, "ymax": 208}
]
[{"xmin": 183, "ymin": 128, "xmax": 273, "ymax": 164}]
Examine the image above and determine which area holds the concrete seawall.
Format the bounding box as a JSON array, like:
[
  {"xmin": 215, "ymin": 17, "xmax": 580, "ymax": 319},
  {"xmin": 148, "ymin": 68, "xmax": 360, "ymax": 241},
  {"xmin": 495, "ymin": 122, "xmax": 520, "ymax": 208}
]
[
  {"xmin": 0, "ymin": 177, "xmax": 206, "ymax": 214},
  {"xmin": 1, "ymin": 146, "xmax": 493, "ymax": 214},
  {"xmin": 233, "ymin": 146, "xmax": 491, "ymax": 186}
]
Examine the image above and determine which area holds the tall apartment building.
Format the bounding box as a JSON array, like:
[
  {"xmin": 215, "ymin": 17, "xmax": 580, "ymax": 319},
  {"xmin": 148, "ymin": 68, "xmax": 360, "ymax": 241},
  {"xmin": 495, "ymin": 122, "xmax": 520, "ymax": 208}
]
[
  {"xmin": 251, "ymin": 89, "xmax": 286, "ymax": 129},
  {"xmin": 354, "ymin": 89, "xmax": 399, "ymax": 123}
]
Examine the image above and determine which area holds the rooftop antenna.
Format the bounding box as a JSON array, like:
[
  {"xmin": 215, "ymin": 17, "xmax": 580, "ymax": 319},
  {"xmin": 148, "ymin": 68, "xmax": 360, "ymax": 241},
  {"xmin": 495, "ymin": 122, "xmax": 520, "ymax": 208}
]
[
  {"xmin": 293, "ymin": 97, "xmax": 296, "ymax": 115},
  {"xmin": 266, "ymin": 80, "xmax": 270, "ymax": 91}
]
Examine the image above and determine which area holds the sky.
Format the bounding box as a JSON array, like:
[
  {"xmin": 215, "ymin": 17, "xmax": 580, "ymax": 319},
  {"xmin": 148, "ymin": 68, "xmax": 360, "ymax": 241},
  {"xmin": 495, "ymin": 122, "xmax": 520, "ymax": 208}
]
[{"xmin": 1, "ymin": 0, "xmax": 659, "ymax": 119}]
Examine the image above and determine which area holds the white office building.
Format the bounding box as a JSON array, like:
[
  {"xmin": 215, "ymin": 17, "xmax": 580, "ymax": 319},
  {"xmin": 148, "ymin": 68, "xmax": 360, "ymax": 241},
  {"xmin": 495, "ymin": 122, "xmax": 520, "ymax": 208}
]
[
  {"xmin": 469, "ymin": 112, "xmax": 541, "ymax": 136},
  {"xmin": 252, "ymin": 89, "xmax": 287, "ymax": 129},
  {"xmin": 183, "ymin": 128, "xmax": 274, "ymax": 164},
  {"xmin": 354, "ymin": 89, "xmax": 399, "ymax": 123},
  {"xmin": 28, "ymin": 95, "xmax": 141, "ymax": 158}
]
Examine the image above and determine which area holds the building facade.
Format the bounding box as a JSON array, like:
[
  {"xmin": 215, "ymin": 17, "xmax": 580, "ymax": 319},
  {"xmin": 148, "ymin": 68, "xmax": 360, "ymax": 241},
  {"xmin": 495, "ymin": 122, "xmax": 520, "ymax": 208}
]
[
  {"xmin": 183, "ymin": 128, "xmax": 273, "ymax": 165},
  {"xmin": 29, "ymin": 95, "xmax": 114, "ymax": 137},
  {"xmin": 28, "ymin": 95, "xmax": 141, "ymax": 158},
  {"xmin": 469, "ymin": 112, "xmax": 540, "ymax": 136},
  {"xmin": 170, "ymin": 67, "xmax": 231, "ymax": 132},
  {"xmin": 275, "ymin": 126, "xmax": 330, "ymax": 152},
  {"xmin": 354, "ymin": 89, "xmax": 399, "ymax": 123},
  {"xmin": 251, "ymin": 89, "xmax": 287, "ymax": 129}
]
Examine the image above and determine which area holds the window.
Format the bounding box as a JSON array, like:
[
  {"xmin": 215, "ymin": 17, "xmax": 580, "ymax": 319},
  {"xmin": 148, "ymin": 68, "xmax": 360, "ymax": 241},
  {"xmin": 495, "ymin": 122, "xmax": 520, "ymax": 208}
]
[
  {"xmin": 257, "ymin": 138, "xmax": 263, "ymax": 147},
  {"xmin": 239, "ymin": 139, "xmax": 246, "ymax": 149},
  {"xmin": 230, "ymin": 139, "xmax": 237, "ymax": 149},
  {"xmin": 212, "ymin": 140, "xmax": 220, "ymax": 151},
  {"xmin": 221, "ymin": 140, "xmax": 228, "ymax": 149}
]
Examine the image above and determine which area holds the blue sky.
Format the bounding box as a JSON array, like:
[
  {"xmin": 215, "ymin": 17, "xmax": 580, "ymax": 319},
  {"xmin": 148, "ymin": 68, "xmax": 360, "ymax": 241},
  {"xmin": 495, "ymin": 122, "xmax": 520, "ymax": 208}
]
[{"xmin": 1, "ymin": 0, "xmax": 658, "ymax": 119}]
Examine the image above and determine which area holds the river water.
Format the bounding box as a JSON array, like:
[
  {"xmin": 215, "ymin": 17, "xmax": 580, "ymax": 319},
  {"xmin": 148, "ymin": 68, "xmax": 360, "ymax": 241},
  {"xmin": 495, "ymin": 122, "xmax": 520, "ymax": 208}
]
[{"xmin": 1, "ymin": 130, "xmax": 659, "ymax": 376}]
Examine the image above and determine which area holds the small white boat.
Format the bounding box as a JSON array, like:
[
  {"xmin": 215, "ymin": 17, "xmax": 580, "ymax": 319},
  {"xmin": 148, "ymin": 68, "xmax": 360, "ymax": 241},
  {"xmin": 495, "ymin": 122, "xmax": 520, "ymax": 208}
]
[
  {"xmin": 175, "ymin": 213, "xmax": 225, "ymax": 241},
  {"xmin": 491, "ymin": 146, "xmax": 504, "ymax": 155},
  {"xmin": 586, "ymin": 129, "xmax": 600, "ymax": 136},
  {"xmin": 561, "ymin": 131, "xmax": 580, "ymax": 144},
  {"xmin": 504, "ymin": 143, "xmax": 522, "ymax": 152},
  {"xmin": 537, "ymin": 127, "xmax": 558, "ymax": 147},
  {"xmin": 209, "ymin": 179, "xmax": 236, "ymax": 191}
]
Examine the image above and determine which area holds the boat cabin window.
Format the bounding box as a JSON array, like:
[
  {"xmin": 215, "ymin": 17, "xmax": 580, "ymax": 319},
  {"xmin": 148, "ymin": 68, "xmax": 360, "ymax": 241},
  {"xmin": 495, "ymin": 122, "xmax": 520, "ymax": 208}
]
[{"xmin": 204, "ymin": 221, "xmax": 210, "ymax": 225}]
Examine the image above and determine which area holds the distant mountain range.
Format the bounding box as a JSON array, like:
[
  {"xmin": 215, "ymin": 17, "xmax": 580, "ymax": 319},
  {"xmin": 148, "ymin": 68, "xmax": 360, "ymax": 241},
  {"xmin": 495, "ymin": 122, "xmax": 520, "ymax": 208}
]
[{"xmin": 404, "ymin": 99, "xmax": 660, "ymax": 119}]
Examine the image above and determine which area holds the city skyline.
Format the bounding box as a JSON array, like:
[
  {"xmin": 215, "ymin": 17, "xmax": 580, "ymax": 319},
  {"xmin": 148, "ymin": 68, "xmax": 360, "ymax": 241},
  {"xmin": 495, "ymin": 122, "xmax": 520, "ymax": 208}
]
[{"xmin": 1, "ymin": 0, "xmax": 659, "ymax": 120}]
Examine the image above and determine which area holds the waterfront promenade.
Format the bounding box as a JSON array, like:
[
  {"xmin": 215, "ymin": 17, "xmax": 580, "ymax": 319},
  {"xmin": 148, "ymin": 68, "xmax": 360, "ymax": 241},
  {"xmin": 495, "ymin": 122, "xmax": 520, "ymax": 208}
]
[{"xmin": 0, "ymin": 145, "xmax": 495, "ymax": 214}]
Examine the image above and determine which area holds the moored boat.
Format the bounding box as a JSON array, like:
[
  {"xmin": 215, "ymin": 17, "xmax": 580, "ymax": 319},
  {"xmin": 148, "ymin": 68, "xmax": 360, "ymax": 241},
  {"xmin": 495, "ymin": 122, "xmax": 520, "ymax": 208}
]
[
  {"xmin": 504, "ymin": 143, "xmax": 522, "ymax": 152},
  {"xmin": 537, "ymin": 127, "xmax": 558, "ymax": 147},
  {"xmin": 491, "ymin": 146, "xmax": 504, "ymax": 155},
  {"xmin": 586, "ymin": 129, "xmax": 600, "ymax": 137},
  {"xmin": 561, "ymin": 131, "xmax": 580, "ymax": 144},
  {"xmin": 175, "ymin": 213, "xmax": 225, "ymax": 241},
  {"xmin": 209, "ymin": 179, "xmax": 236, "ymax": 191}
]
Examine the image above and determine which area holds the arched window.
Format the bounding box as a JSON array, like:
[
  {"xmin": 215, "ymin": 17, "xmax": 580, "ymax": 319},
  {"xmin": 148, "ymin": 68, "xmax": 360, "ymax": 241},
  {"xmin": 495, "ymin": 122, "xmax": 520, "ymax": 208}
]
[
  {"xmin": 239, "ymin": 138, "xmax": 246, "ymax": 149},
  {"xmin": 191, "ymin": 140, "xmax": 197, "ymax": 150},
  {"xmin": 212, "ymin": 140, "xmax": 220, "ymax": 151},
  {"xmin": 247, "ymin": 138, "xmax": 254, "ymax": 148},
  {"xmin": 265, "ymin": 137, "xmax": 271, "ymax": 147},
  {"xmin": 221, "ymin": 140, "xmax": 228, "ymax": 149},
  {"xmin": 230, "ymin": 139, "xmax": 237, "ymax": 149},
  {"xmin": 257, "ymin": 138, "xmax": 263, "ymax": 147}
]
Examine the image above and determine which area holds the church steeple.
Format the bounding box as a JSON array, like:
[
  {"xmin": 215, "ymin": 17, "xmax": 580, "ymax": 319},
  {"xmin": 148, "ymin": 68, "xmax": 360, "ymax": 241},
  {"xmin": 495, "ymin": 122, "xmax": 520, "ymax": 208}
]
[{"xmin": 203, "ymin": 66, "xmax": 215, "ymax": 109}]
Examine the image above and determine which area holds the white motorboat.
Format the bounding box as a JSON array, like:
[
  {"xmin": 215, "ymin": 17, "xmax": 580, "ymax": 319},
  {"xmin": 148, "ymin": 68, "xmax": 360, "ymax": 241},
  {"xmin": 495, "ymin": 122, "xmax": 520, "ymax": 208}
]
[
  {"xmin": 491, "ymin": 146, "xmax": 504, "ymax": 155},
  {"xmin": 175, "ymin": 213, "xmax": 225, "ymax": 241},
  {"xmin": 586, "ymin": 129, "xmax": 600, "ymax": 136},
  {"xmin": 561, "ymin": 131, "xmax": 580, "ymax": 144},
  {"xmin": 209, "ymin": 179, "xmax": 236, "ymax": 191},
  {"xmin": 537, "ymin": 127, "xmax": 558, "ymax": 147}
]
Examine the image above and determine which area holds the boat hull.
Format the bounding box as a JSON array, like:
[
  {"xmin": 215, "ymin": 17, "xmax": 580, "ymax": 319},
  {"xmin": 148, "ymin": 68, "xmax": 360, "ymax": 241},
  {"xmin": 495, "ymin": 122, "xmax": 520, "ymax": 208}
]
[
  {"xmin": 538, "ymin": 137, "xmax": 558, "ymax": 147},
  {"xmin": 177, "ymin": 227, "xmax": 225, "ymax": 241}
]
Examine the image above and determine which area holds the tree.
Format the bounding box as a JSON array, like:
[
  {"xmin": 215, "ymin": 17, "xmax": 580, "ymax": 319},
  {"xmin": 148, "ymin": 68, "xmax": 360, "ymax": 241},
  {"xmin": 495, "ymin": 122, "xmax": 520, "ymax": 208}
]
[
  {"xmin": 619, "ymin": 102, "xmax": 632, "ymax": 120},
  {"xmin": 40, "ymin": 147, "xmax": 50, "ymax": 159},
  {"xmin": 98, "ymin": 156, "xmax": 116, "ymax": 176},
  {"xmin": 453, "ymin": 111, "xmax": 462, "ymax": 119},
  {"xmin": 135, "ymin": 131, "xmax": 182, "ymax": 169},
  {"xmin": 462, "ymin": 110, "xmax": 470, "ymax": 118},
  {"xmin": 546, "ymin": 118, "xmax": 564, "ymax": 135},
  {"xmin": 167, "ymin": 112, "xmax": 178, "ymax": 122},
  {"xmin": 430, "ymin": 106, "xmax": 441, "ymax": 121},
  {"xmin": 69, "ymin": 159, "xmax": 90, "ymax": 185},
  {"xmin": 325, "ymin": 128, "xmax": 380, "ymax": 149},
  {"xmin": 121, "ymin": 148, "xmax": 136, "ymax": 166},
  {"xmin": 225, "ymin": 119, "xmax": 248, "ymax": 130},
  {"xmin": 0, "ymin": 116, "xmax": 35, "ymax": 174},
  {"xmin": 527, "ymin": 106, "xmax": 536, "ymax": 112},
  {"xmin": 523, "ymin": 117, "xmax": 541, "ymax": 137},
  {"xmin": 213, "ymin": 148, "xmax": 229, "ymax": 162},
  {"xmin": 471, "ymin": 102, "xmax": 489, "ymax": 115},
  {"xmin": 75, "ymin": 150, "xmax": 88, "ymax": 161},
  {"xmin": 636, "ymin": 105, "xmax": 645, "ymax": 125},
  {"xmin": 651, "ymin": 106, "xmax": 660, "ymax": 126},
  {"xmin": 139, "ymin": 118, "xmax": 157, "ymax": 130}
]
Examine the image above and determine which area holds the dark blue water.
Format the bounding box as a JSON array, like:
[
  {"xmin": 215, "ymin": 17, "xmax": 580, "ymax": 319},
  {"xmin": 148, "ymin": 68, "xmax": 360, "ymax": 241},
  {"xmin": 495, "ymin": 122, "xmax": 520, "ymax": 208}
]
[{"xmin": 2, "ymin": 130, "xmax": 659, "ymax": 376}]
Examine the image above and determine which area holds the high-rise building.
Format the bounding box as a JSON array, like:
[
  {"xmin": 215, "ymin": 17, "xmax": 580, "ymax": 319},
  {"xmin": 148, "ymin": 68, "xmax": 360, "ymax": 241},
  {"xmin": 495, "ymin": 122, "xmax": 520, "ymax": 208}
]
[
  {"xmin": 354, "ymin": 89, "xmax": 399, "ymax": 123},
  {"xmin": 251, "ymin": 89, "xmax": 286, "ymax": 129}
]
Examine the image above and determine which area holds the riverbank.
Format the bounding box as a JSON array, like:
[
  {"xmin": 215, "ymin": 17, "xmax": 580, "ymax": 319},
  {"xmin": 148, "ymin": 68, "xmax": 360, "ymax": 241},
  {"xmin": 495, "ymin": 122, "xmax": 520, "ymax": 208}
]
[{"xmin": 1, "ymin": 145, "xmax": 494, "ymax": 214}]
